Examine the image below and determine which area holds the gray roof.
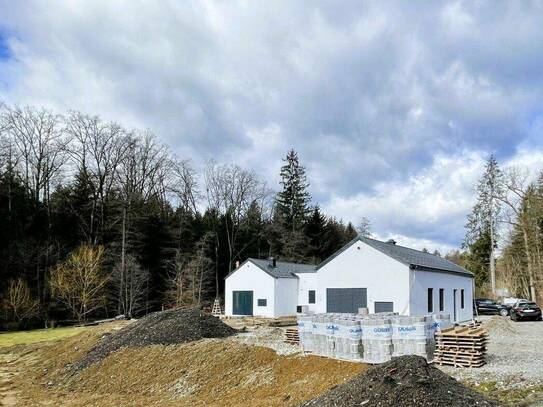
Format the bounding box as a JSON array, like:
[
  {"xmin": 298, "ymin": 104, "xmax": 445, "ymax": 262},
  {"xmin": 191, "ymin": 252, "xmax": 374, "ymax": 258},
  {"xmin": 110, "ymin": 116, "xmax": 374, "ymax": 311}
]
[
  {"xmin": 318, "ymin": 236, "xmax": 473, "ymax": 277},
  {"xmin": 249, "ymin": 258, "xmax": 316, "ymax": 278}
]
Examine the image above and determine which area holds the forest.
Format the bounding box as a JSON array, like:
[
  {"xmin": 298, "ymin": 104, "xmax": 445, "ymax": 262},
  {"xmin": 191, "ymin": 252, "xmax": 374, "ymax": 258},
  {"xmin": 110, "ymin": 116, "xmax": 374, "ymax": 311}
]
[
  {"xmin": 0, "ymin": 104, "xmax": 359, "ymax": 329},
  {"xmin": 1, "ymin": 103, "xmax": 542, "ymax": 331},
  {"xmin": 458, "ymin": 156, "xmax": 543, "ymax": 303}
]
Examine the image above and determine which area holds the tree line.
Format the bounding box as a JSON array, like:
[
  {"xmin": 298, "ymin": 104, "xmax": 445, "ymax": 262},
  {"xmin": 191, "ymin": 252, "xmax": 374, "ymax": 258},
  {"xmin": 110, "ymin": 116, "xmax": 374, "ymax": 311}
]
[
  {"xmin": 0, "ymin": 104, "xmax": 360, "ymax": 329},
  {"xmin": 461, "ymin": 155, "xmax": 543, "ymax": 302}
]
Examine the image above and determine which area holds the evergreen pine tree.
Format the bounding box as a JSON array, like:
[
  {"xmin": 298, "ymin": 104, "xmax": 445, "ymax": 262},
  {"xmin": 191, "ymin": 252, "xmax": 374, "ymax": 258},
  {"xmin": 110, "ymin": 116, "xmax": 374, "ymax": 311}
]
[
  {"xmin": 275, "ymin": 149, "xmax": 311, "ymax": 232},
  {"xmin": 304, "ymin": 206, "xmax": 326, "ymax": 262},
  {"xmin": 464, "ymin": 155, "xmax": 502, "ymax": 295}
]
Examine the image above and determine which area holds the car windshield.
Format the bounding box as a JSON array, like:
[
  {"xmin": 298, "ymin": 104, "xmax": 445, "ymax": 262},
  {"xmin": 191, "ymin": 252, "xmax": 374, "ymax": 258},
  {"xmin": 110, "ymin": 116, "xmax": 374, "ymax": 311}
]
[
  {"xmin": 479, "ymin": 300, "xmax": 497, "ymax": 304},
  {"xmin": 517, "ymin": 302, "xmax": 538, "ymax": 308}
]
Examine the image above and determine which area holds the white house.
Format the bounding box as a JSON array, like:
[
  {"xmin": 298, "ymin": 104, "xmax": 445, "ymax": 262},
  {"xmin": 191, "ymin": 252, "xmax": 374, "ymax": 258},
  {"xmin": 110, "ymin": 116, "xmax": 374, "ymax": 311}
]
[{"xmin": 224, "ymin": 236, "xmax": 474, "ymax": 322}]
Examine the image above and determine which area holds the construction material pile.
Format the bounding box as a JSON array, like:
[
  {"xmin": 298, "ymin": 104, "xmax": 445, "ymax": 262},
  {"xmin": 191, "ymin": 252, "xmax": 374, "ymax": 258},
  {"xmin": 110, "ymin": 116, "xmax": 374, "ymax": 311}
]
[
  {"xmin": 299, "ymin": 355, "xmax": 500, "ymax": 407},
  {"xmin": 297, "ymin": 313, "xmax": 451, "ymax": 363},
  {"xmin": 74, "ymin": 308, "xmax": 237, "ymax": 370},
  {"xmin": 434, "ymin": 326, "xmax": 488, "ymax": 368}
]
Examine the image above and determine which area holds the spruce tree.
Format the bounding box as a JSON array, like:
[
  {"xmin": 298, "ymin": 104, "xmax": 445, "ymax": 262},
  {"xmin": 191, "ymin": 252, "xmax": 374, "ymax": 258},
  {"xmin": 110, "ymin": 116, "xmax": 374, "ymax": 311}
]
[
  {"xmin": 464, "ymin": 155, "xmax": 502, "ymax": 295},
  {"xmin": 275, "ymin": 149, "xmax": 311, "ymax": 232},
  {"xmin": 304, "ymin": 206, "xmax": 326, "ymax": 261}
]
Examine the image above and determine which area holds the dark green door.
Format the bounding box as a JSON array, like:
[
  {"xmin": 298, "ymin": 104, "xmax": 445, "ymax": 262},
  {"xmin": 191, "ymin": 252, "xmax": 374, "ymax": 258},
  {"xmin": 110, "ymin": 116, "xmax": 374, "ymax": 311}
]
[{"xmin": 233, "ymin": 291, "xmax": 253, "ymax": 315}]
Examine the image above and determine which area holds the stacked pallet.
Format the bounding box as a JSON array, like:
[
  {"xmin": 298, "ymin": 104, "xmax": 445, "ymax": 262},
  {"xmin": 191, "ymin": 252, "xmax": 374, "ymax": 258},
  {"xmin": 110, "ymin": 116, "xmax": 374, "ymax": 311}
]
[
  {"xmin": 284, "ymin": 327, "xmax": 300, "ymax": 345},
  {"xmin": 467, "ymin": 320, "xmax": 482, "ymax": 328},
  {"xmin": 434, "ymin": 326, "xmax": 488, "ymax": 368}
]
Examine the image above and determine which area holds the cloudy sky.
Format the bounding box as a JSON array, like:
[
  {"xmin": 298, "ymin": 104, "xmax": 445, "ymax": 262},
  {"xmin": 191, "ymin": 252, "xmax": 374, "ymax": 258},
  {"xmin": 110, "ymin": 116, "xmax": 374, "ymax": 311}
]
[{"xmin": 1, "ymin": 1, "xmax": 543, "ymax": 253}]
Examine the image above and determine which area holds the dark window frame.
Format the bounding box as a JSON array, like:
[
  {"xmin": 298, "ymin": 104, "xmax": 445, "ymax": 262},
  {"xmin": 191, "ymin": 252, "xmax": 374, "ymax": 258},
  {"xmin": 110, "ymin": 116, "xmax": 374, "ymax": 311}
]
[
  {"xmin": 461, "ymin": 289, "xmax": 465, "ymax": 309},
  {"xmin": 439, "ymin": 288, "xmax": 444, "ymax": 312},
  {"xmin": 428, "ymin": 288, "xmax": 433, "ymax": 313},
  {"xmin": 308, "ymin": 290, "xmax": 316, "ymax": 304},
  {"xmin": 257, "ymin": 298, "xmax": 267, "ymax": 307}
]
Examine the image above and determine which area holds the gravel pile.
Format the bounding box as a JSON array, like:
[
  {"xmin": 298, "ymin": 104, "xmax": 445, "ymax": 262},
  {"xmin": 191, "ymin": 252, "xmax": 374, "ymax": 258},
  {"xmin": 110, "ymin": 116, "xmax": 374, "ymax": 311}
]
[
  {"xmin": 300, "ymin": 355, "xmax": 500, "ymax": 407},
  {"xmin": 227, "ymin": 326, "xmax": 301, "ymax": 355},
  {"xmin": 74, "ymin": 308, "xmax": 237, "ymax": 370},
  {"xmin": 482, "ymin": 316, "xmax": 516, "ymax": 335}
]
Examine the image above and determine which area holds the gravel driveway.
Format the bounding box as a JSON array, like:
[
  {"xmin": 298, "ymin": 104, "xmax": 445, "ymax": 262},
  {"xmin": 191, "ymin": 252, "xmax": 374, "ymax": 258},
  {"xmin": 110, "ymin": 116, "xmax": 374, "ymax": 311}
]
[{"xmin": 439, "ymin": 316, "xmax": 543, "ymax": 390}]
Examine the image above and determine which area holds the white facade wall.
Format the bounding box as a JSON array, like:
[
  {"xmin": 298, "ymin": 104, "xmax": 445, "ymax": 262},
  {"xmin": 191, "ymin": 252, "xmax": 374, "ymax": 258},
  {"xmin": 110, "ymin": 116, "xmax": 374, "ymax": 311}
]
[
  {"xmin": 409, "ymin": 269, "xmax": 474, "ymax": 322},
  {"xmin": 224, "ymin": 262, "xmax": 275, "ymax": 317},
  {"xmin": 274, "ymin": 277, "xmax": 299, "ymax": 316},
  {"xmin": 316, "ymin": 241, "xmax": 411, "ymax": 314},
  {"xmin": 295, "ymin": 273, "xmax": 318, "ymax": 313}
]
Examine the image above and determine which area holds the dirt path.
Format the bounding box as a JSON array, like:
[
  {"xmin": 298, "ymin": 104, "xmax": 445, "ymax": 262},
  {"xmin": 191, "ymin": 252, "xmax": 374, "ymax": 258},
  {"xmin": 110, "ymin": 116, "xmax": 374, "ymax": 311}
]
[{"xmin": 0, "ymin": 353, "xmax": 20, "ymax": 406}]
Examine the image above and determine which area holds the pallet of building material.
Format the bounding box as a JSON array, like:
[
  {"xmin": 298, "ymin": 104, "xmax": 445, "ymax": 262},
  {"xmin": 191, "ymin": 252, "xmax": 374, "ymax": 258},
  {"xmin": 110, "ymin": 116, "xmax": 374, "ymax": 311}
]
[{"xmin": 284, "ymin": 328, "xmax": 300, "ymax": 345}]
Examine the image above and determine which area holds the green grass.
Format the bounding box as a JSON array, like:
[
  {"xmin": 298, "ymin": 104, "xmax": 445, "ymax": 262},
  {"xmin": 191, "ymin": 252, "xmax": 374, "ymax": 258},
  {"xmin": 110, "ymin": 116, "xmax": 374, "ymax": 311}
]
[{"xmin": 0, "ymin": 326, "xmax": 88, "ymax": 348}]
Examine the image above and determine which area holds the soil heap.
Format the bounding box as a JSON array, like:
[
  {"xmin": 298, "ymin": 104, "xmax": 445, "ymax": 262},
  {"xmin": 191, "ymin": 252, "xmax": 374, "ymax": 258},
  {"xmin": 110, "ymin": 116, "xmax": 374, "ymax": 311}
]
[
  {"xmin": 74, "ymin": 308, "xmax": 237, "ymax": 370},
  {"xmin": 299, "ymin": 355, "xmax": 500, "ymax": 407}
]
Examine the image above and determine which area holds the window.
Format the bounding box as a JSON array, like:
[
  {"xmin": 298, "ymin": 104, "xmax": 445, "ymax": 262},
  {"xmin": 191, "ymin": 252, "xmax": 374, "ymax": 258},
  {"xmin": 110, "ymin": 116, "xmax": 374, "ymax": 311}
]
[
  {"xmin": 308, "ymin": 290, "xmax": 316, "ymax": 304},
  {"xmin": 439, "ymin": 289, "xmax": 444, "ymax": 312},
  {"xmin": 257, "ymin": 299, "xmax": 267, "ymax": 307},
  {"xmin": 461, "ymin": 289, "xmax": 465, "ymax": 309},
  {"xmin": 427, "ymin": 288, "xmax": 433, "ymax": 312}
]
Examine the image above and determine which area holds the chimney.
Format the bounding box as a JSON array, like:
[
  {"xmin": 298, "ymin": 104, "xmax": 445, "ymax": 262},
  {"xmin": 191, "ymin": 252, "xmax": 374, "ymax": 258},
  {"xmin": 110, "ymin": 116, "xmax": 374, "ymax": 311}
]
[
  {"xmin": 386, "ymin": 239, "xmax": 397, "ymax": 245},
  {"xmin": 269, "ymin": 257, "xmax": 276, "ymax": 268}
]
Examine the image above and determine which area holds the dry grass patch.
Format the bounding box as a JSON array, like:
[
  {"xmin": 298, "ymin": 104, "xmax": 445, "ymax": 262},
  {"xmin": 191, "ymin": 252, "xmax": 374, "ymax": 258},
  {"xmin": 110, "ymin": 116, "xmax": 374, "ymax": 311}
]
[{"xmin": 6, "ymin": 322, "xmax": 366, "ymax": 407}]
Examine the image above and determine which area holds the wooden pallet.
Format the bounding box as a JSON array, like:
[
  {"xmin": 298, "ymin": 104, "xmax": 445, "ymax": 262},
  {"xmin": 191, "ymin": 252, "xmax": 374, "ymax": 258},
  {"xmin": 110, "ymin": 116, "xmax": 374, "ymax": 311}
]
[
  {"xmin": 434, "ymin": 359, "xmax": 486, "ymax": 368},
  {"xmin": 284, "ymin": 328, "xmax": 300, "ymax": 345},
  {"xmin": 434, "ymin": 326, "xmax": 488, "ymax": 368}
]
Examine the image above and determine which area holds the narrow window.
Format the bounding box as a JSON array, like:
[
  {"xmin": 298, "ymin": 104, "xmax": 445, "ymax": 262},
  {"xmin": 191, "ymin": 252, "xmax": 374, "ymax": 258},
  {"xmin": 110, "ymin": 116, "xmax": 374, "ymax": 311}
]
[
  {"xmin": 427, "ymin": 288, "xmax": 433, "ymax": 313},
  {"xmin": 461, "ymin": 289, "xmax": 465, "ymax": 309},
  {"xmin": 308, "ymin": 290, "xmax": 316, "ymax": 304},
  {"xmin": 439, "ymin": 289, "xmax": 444, "ymax": 312},
  {"xmin": 257, "ymin": 299, "xmax": 267, "ymax": 307}
]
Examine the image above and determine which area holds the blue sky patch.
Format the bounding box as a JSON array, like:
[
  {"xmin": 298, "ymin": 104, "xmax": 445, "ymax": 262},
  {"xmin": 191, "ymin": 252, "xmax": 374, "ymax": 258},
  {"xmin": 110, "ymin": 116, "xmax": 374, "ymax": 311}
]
[{"xmin": 0, "ymin": 31, "xmax": 11, "ymax": 60}]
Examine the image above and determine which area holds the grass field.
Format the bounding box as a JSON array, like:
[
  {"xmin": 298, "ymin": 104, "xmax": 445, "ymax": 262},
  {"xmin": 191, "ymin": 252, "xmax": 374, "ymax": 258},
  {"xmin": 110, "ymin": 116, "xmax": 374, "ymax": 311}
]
[{"xmin": 0, "ymin": 326, "xmax": 88, "ymax": 348}]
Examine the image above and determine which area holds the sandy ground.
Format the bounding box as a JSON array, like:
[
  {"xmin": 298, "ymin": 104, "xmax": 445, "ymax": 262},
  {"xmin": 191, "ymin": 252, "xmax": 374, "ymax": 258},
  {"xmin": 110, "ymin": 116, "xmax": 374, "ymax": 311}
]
[
  {"xmin": 0, "ymin": 322, "xmax": 365, "ymax": 407},
  {"xmin": 2, "ymin": 316, "xmax": 542, "ymax": 406}
]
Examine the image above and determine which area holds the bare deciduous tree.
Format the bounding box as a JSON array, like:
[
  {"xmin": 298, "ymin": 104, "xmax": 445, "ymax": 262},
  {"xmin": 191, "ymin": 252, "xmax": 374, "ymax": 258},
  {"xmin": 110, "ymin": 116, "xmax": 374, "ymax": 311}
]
[
  {"xmin": 495, "ymin": 167, "xmax": 543, "ymax": 300},
  {"xmin": 112, "ymin": 254, "xmax": 148, "ymax": 318},
  {"xmin": 65, "ymin": 111, "xmax": 128, "ymax": 244},
  {"xmin": 2, "ymin": 278, "xmax": 39, "ymax": 323},
  {"xmin": 49, "ymin": 245, "xmax": 109, "ymax": 322},
  {"xmin": 205, "ymin": 161, "xmax": 270, "ymax": 275}
]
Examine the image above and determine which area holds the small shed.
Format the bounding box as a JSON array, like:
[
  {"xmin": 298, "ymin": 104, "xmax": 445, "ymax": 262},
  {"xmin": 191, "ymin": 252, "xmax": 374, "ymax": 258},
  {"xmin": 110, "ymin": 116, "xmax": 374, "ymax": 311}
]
[{"xmin": 224, "ymin": 258, "xmax": 316, "ymax": 317}]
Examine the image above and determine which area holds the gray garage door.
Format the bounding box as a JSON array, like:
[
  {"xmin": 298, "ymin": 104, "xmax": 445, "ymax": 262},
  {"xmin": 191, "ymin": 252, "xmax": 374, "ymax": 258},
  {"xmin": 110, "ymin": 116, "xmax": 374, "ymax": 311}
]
[
  {"xmin": 326, "ymin": 288, "xmax": 367, "ymax": 313},
  {"xmin": 374, "ymin": 301, "xmax": 394, "ymax": 313}
]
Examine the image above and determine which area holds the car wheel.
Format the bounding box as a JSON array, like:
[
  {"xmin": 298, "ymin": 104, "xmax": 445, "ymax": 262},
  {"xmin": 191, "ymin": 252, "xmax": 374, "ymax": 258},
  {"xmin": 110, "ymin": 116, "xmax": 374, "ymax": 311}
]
[{"xmin": 499, "ymin": 308, "xmax": 509, "ymax": 317}]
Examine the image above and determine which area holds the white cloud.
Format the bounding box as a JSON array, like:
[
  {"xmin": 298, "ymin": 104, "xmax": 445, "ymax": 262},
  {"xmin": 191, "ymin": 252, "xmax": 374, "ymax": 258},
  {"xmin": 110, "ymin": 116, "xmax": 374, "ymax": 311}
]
[{"xmin": 1, "ymin": 1, "xmax": 543, "ymax": 251}]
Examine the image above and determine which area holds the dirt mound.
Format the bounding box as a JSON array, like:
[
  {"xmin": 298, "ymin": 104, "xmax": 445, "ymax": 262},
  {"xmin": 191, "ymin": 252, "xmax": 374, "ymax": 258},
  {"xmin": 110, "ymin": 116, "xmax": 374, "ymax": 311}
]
[
  {"xmin": 300, "ymin": 355, "xmax": 500, "ymax": 407},
  {"xmin": 482, "ymin": 316, "xmax": 516, "ymax": 335},
  {"xmin": 74, "ymin": 308, "xmax": 237, "ymax": 370}
]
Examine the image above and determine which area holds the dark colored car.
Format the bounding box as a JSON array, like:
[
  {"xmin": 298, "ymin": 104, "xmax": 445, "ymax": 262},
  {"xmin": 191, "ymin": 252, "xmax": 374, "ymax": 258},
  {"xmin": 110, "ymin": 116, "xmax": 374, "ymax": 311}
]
[
  {"xmin": 510, "ymin": 301, "xmax": 542, "ymax": 321},
  {"xmin": 474, "ymin": 298, "xmax": 511, "ymax": 317}
]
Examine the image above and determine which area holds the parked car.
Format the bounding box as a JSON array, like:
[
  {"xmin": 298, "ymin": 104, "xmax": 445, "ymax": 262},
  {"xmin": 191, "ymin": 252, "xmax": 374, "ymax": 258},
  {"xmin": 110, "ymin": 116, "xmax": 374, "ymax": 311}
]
[
  {"xmin": 510, "ymin": 301, "xmax": 542, "ymax": 321},
  {"xmin": 474, "ymin": 298, "xmax": 511, "ymax": 317}
]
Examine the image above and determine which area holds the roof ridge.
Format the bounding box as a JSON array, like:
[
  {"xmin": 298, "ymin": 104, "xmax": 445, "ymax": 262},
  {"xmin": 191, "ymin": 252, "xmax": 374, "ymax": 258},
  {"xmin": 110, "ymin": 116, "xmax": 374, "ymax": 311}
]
[
  {"xmin": 248, "ymin": 257, "xmax": 316, "ymax": 267},
  {"xmin": 360, "ymin": 235, "xmax": 441, "ymax": 257}
]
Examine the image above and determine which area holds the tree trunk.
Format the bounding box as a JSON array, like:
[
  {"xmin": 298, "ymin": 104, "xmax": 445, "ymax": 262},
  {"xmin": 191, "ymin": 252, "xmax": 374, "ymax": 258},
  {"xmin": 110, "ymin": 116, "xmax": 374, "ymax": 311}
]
[
  {"xmin": 489, "ymin": 214, "xmax": 496, "ymax": 296},
  {"xmin": 120, "ymin": 206, "xmax": 127, "ymax": 315},
  {"xmin": 521, "ymin": 228, "xmax": 537, "ymax": 301}
]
